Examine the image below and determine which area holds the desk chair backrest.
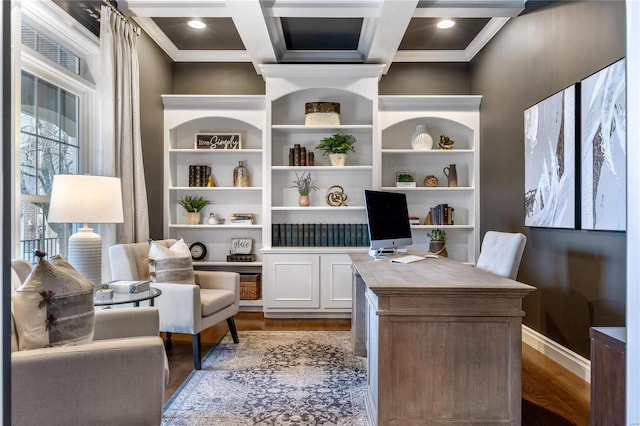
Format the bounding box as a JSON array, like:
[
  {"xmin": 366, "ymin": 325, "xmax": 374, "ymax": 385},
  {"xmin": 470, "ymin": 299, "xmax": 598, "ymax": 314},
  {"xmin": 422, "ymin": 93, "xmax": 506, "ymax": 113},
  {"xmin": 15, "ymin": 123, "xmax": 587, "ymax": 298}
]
[{"xmin": 476, "ymin": 231, "xmax": 526, "ymax": 280}]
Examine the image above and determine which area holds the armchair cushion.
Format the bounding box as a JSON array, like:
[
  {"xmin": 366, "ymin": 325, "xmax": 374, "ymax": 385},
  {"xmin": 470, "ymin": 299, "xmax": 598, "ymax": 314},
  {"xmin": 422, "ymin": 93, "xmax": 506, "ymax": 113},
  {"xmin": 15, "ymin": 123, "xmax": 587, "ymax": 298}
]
[
  {"xmin": 201, "ymin": 288, "xmax": 236, "ymax": 317},
  {"xmin": 148, "ymin": 238, "xmax": 195, "ymax": 284},
  {"xmin": 12, "ymin": 255, "xmax": 94, "ymax": 351}
]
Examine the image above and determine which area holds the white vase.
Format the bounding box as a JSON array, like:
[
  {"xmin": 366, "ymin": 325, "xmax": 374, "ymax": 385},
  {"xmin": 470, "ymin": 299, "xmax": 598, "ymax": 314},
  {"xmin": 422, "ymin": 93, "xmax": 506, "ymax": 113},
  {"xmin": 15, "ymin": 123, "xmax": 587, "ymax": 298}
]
[
  {"xmin": 329, "ymin": 153, "xmax": 347, "ymax": 166},
  {"xmin": 411, "ymin": 125, "xmax": 433, "ymax": 150}
]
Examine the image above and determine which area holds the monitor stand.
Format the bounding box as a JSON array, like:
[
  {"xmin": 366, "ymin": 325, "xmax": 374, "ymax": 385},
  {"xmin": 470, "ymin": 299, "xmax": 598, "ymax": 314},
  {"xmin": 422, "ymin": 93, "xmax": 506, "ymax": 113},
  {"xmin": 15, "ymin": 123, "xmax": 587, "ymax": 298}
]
[{"xmin": 369, "ymin": 247, "xmax": 397, "ymax": 259}]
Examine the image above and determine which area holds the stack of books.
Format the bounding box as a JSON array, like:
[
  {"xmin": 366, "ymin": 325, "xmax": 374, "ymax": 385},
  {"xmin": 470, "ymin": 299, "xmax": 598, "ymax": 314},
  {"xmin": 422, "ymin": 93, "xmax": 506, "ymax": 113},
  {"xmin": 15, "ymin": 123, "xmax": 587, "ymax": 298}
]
[
  {"xmin": 188, "ymin": 165, "xmax": 211, "ymax": 187},
  {"xmin": 230, "ymin": 213, "xmax": 255, "ymax": 225}
]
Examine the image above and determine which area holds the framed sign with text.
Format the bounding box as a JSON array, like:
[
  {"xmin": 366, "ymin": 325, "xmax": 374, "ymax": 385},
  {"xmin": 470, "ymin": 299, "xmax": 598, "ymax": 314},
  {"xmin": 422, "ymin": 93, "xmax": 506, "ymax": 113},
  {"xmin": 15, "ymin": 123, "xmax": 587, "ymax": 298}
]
[
  {"xmin": 195, "ymin": 133, "xmax": 241, "ymax": 150},
  {"xmin": 230, "ymin": 238, "xmax": 253, "ymax": 255}
]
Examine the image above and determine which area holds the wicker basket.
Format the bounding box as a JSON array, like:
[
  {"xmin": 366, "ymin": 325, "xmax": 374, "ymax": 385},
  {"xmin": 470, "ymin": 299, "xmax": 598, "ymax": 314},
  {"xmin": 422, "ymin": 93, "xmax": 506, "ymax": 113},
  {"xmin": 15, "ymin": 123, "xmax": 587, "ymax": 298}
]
[{"xmin": 240, "ymin": 273, "xmax": 261, "ymax": 300}]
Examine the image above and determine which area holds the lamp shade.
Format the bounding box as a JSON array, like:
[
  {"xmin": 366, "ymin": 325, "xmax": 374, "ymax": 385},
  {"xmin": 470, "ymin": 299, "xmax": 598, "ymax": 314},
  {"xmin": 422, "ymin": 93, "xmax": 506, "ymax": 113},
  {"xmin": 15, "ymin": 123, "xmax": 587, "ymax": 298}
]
[{"xmin": 48, "ymin": 175, "xmax": 124, "ymax": 224}]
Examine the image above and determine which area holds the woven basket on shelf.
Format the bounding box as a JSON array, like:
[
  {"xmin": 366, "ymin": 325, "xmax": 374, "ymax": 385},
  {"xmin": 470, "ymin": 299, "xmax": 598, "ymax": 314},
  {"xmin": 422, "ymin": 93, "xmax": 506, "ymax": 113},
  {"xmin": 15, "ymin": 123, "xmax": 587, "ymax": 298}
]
[{"xmin": 240, "ymin": 273, "xmax": 261, "ymax": 300}]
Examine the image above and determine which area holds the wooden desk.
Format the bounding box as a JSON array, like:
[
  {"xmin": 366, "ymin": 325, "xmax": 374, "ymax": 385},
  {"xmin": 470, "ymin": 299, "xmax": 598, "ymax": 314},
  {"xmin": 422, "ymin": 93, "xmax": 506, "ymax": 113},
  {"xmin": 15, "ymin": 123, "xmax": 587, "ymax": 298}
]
[{"xmin": 349, "ymin": 252, "xmax": 535, "ymax": 426}]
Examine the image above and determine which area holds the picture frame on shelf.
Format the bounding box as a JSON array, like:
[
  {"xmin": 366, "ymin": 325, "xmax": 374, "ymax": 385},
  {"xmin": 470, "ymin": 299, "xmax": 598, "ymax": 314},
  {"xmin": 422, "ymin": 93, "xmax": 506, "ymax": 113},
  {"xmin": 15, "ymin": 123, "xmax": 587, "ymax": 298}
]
[
  {"xmin": 580, "ymin": 58, "xmax": 626, "ymax": 231},
  {"xmin": 195, "ymin": 133, "xmax": 241, "ymax": 150},
  {"xmin": 230, "ymin": 238, "xmax": 253, "ymax": 255},
  {"xmin": 523, "ymin": 84, "xmax": 577, "ymax": 229}
]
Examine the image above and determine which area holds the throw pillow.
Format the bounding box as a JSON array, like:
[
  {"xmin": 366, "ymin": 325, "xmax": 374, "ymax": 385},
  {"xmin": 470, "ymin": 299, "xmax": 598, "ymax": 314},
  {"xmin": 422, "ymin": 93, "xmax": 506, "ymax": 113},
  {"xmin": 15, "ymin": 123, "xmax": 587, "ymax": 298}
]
[
  {"xmin": 148, "ymin": 239, "xmax": 195, "ymax": 284},
  {"xmin": 12, "ymin": 254, "xmax": 95, "ymax": 350}
]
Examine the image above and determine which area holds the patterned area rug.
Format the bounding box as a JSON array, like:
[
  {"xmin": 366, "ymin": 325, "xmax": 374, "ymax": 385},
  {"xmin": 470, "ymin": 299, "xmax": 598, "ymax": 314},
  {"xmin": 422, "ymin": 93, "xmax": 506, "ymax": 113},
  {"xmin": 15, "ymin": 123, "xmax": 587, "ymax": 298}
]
[{"xmin": 162, "ymin": 330, "xmax": 369, "ymax": 425}]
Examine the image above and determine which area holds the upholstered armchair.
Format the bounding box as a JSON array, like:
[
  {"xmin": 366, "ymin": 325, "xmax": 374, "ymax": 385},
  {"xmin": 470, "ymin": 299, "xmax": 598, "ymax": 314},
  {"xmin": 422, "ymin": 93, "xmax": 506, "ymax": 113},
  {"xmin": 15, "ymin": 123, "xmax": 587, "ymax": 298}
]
[
  {"xmin": 109, "ymin": 239, "xmax": 240, "ymax": 370},
  {"xmin": 476, "ymin": 231, "xmax": 527, "ymax": 280},
  {"xmin": 10, "ymin": 260, "xmax": 167, "ymax": 426}
]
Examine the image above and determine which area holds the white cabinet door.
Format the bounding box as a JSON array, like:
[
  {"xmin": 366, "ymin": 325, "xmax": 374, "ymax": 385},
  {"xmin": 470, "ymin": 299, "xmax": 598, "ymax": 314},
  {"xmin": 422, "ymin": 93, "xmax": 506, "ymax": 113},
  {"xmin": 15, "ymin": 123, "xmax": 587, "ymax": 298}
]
[
  {"xmin": 264, "ymin": 254, "xmax": 320, "ymax": 309},
  {"xmin": 321, "ymin": 253, "xmax": 353, "ymax": 309}
]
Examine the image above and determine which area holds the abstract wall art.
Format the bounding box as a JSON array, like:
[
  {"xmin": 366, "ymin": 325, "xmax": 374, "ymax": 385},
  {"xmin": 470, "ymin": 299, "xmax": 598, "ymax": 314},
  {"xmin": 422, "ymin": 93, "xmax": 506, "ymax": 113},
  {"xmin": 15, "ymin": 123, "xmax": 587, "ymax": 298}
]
[
  {"xmin": 524, "ymin": 84, "xmax": 577, "ymax": 228},
  {"xmin": 580, "ymin": 58, "xmax": 626, "ymax": 231}
]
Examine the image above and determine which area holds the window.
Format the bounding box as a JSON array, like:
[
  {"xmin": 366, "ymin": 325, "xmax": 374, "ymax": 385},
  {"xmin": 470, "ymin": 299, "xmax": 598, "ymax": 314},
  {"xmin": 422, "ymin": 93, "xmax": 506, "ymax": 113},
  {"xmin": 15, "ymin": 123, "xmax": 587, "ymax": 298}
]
[
  {"xmin": 17, "ymin": 7, "xmax": 98, "ymax": 263},
  {"xmin": 20, "ymin": 70, "xmax": 79, "ymax": 263}
]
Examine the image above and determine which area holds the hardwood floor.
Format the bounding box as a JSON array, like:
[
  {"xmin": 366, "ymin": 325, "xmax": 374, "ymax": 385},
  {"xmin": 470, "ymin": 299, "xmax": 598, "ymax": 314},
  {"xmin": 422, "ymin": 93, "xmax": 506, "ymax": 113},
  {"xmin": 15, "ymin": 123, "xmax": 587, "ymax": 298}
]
[{"xmin": 163, "ymin": 312, "xmax": 590, "ymax": 425}]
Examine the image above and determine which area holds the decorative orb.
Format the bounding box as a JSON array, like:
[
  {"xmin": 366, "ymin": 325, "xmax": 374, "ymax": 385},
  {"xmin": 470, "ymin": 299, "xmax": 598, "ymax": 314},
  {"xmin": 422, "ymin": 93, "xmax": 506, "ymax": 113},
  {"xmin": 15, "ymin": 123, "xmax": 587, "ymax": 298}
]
[{"xmin": 424, "ymin": 175, "xmax": 439, "ymax": 187}]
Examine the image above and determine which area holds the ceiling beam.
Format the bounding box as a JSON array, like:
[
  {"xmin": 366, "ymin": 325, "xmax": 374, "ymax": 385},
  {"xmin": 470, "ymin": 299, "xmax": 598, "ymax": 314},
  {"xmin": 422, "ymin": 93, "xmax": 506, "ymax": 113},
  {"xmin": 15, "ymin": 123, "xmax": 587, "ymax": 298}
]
[
  {"xmin": 121, "ymin": 0, "xmax": 228, "ymax": 17},
  {"xmin": 225, "ymin": 0, "xmax": 278, "ymax": 72},
  {"xmin": 263, "ymin": 0, "xmax": 380, "ymax": 18},
  {"xmin": 361, "ymin": 0, "xmax": 419, "ymax": 73},
  {"xmin": 414, "ymin": 0, "xmax": 526, "ymax": 17}
]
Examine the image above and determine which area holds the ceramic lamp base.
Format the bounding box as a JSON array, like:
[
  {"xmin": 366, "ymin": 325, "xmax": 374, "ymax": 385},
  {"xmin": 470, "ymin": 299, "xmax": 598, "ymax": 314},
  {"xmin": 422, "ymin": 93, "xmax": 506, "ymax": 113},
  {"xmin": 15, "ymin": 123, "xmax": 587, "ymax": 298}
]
[{"xmin": 67, "ymin": 226, "xmax": 102, "ymax": 288}]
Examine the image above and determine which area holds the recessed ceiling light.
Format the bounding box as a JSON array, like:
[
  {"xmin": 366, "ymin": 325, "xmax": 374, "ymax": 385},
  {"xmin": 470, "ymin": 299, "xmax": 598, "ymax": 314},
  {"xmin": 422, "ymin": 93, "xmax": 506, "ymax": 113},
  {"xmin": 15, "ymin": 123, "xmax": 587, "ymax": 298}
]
[
  {"xmin": 437, "ymin": 19, "xmax": 455, "ymax": 29},
  {"xmin": 188, "ymin": 20, "xmax": 206, "ymax": 30}
]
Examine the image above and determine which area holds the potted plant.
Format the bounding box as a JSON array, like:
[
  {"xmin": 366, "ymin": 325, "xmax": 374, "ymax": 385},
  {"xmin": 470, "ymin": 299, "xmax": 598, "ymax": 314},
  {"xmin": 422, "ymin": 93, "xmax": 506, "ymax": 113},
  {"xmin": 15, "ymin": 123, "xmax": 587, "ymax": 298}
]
[
  {"xmin": 291, "ymin": 171, "xmax": 319, "ymax": 207},
  {"xmin": 427, "ymin": 228, "xmax": 448, "ymax": 257},
  {"xmin": 315, "ymin": 133, "xmax": 357, "ymax": 166},
  {"xmin": 178, "ymin": 195, "xmax": 210, "ymax": 224},
  {"xmin": 396, "ymin": 172, "xmax": 416, "ymax": 187}
]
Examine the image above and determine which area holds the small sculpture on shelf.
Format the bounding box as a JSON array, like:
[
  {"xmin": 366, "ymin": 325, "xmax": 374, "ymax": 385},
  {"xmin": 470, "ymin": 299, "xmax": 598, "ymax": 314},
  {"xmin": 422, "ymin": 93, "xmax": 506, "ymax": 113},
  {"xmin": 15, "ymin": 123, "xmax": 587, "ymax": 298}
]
[
  {"xmin": 438, "ymin": 135, "xmax": 455, "ymax": 150},
  {"xmin": 325, "ymin": 185, "xmax": 348, "ymax": 207},
  {"xmin": 291, "ymin": 171, "xmax": 319, "ymax": 207},
  {"xmin": 424, "ymin": 175, "xmax": 438, "ymax": 187}
]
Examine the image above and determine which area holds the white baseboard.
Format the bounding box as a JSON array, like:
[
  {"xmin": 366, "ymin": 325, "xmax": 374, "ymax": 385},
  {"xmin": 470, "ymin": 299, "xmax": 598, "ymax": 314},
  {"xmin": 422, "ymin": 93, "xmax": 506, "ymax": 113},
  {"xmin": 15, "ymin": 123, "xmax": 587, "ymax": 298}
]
[{"xmin": 522, "ymin": 325, "xmax": 591, "ymax": 383}]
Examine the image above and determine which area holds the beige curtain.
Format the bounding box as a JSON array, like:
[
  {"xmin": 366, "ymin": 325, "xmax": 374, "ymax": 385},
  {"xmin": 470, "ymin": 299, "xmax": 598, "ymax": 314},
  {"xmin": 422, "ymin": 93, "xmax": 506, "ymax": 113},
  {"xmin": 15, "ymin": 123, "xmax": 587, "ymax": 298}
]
[{"xmin": 98, "ymin": 5, "xmax": 149, "ymax": 246}]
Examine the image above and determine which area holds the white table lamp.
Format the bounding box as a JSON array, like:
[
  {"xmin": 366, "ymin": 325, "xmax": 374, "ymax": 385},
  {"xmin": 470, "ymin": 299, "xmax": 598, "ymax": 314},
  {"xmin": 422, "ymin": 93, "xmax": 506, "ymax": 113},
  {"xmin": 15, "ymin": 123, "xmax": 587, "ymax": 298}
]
[{"xmin": 48, "ymin": 174, "xmax": 124, "ymax": 287}]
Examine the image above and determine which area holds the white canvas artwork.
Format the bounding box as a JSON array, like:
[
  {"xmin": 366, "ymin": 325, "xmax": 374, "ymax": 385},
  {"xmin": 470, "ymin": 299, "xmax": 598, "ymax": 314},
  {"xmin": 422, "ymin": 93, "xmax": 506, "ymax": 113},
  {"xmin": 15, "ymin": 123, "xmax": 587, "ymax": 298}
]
[
  {"xmin": 524, "ymin": 85, "xmax": 576, "ymax": 228},
  {"xmin": 581, "ymin": 58, "xmax": 626, "ymax": 231}
]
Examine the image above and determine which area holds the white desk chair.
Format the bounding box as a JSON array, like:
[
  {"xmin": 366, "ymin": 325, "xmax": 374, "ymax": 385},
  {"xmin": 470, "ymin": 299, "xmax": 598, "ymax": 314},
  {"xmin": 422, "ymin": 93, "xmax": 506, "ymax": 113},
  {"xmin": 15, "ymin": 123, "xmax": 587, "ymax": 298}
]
[{"xmin": 476, "ymin": 231, "xmax": 527, "ymax": 280}]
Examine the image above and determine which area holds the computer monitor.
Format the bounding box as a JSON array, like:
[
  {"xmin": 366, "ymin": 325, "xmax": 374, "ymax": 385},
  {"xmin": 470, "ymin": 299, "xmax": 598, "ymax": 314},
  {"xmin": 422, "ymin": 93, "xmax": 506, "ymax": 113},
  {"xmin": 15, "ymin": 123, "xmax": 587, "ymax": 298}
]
[{"xmin": 364, "ymin": 190, "xmax": 413, "ymax": 257}]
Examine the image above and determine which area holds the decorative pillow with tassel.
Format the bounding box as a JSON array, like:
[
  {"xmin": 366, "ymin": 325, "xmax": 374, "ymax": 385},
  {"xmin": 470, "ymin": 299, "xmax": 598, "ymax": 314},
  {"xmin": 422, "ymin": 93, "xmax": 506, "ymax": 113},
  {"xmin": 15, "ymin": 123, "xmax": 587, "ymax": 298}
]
[{"xmin": 12, "ymin": 252, "xmax": 95, "ymax": 351}]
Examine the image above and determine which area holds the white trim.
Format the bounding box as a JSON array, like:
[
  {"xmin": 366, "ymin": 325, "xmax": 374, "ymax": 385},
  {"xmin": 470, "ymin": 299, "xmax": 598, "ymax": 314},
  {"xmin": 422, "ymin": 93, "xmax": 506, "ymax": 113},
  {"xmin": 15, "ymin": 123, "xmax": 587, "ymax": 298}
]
[
  {"xmin": 414, "ymin": 0, "xmax": 525, "ymax": 17},
  {"xmin": 21, "ymin": 0, "xmax": 99, "ymax": 59},
  {"xmin": 464, "ymin": 17, "xmax": 510, "ymax": 60},
  {"xmin": 522, "ymin": 325, "xmax": 591, "ymax": 383},
  {"xmin": 175, "ymin": 49, "xmax": 251, "ymax": 62}
]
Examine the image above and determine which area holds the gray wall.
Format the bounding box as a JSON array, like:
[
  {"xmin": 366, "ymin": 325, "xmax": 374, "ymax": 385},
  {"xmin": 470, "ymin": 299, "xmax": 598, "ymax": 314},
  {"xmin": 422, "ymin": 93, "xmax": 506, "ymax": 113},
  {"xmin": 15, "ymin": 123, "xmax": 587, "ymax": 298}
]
[
  {"xmin": 173, "ymin": 63, "xmax": 264, "ymax": 94},
  {"xmin": 380, "ymin": 63, "xmax": 470, "ymax": 95},
  {"xmin": 138, "ymin": 31, "xmax": 173, "ymax": 239},
  {"xmin": 470, "ymin": 0, "xmax": 626, "ymax": 358}
]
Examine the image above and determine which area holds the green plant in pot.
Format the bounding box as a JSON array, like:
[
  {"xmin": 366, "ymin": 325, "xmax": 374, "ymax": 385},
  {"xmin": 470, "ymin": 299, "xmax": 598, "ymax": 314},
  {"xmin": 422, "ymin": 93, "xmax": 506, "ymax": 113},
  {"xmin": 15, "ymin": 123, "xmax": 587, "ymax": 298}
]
[
  {"xmin": 427, "ymin": 228, "xmax": 448, "ymax": 257},
  {"xmin": 397, "ymin": 173, "xmax": 414, "ymax": 183},
  {"xmin": 315, "ymin": 133, "xmax": 357, "ymax": 166},
  {"xmin": 178, "ymin": 195, "xmax": 210, "ymax": 224},
  {"xmin": 291, "ymin": 172, "xmax": 319, "ymax": 207}
]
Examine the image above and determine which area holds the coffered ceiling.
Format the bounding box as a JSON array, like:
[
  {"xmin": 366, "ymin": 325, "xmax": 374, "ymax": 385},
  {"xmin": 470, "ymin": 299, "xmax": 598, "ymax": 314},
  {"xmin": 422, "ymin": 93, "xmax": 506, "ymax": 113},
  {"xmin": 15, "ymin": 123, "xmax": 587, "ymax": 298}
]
[{"xmin": 109, "ymin": 1, "xmax": 526, "ymax": 74}]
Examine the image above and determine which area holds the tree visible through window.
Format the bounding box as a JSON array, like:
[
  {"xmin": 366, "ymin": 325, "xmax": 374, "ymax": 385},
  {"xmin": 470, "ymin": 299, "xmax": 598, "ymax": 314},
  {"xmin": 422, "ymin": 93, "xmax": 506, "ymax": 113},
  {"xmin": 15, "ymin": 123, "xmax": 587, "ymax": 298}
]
[{"xmin": 20, "ymin": 70, "xmax": 80, "ymax": 263}]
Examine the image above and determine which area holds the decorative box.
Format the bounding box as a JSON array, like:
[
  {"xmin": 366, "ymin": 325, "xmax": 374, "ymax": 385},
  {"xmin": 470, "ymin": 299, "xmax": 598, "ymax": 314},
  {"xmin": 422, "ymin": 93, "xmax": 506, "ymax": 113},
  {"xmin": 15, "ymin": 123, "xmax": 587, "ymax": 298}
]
[
  {"xmin": 305, "ymin": 102, "xmax": 340, "ymax": 125},
  {"xmin": 396, "ymin": 182, "xmax": 416, "ymax": 187},
  {"xmin": 95, "ymin": 288, "xmax": 113, "ymax": 301}
]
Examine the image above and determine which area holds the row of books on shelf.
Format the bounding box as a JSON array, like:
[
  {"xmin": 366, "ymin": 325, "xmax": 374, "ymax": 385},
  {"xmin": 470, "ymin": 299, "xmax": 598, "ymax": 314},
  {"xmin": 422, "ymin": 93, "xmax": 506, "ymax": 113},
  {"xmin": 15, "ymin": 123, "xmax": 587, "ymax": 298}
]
[
  {"xmin": 188, "ymin": 165, "xmax": 212, "ymax": 187},
  {"xmin": 426, "ymin": 203, "xmax": 455, "ymax": 226},
  {"xmin": 272, "ymin": 223, "xmax": 370, "ymax": 247}
]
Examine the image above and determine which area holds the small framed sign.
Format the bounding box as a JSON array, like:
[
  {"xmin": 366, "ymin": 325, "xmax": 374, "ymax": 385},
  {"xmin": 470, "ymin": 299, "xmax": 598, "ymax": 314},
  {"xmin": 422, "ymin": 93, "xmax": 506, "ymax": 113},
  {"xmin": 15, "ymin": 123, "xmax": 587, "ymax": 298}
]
[
  {"xmin": 195, "ymin": 133, "xmax": 241, "ymax": 150},
  {"xmin": 230, "ymin": 238, "xmax": 253, "ymax": 255}
]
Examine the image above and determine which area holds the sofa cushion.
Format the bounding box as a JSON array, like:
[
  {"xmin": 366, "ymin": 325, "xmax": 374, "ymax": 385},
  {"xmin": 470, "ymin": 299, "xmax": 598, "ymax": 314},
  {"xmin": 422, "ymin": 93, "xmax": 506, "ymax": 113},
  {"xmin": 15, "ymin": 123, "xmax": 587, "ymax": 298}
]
[
  {"xmin": 148, "ymin": 238, "xmax": 195, "ymax": 284},
  {"xmin": 200, "ymin": 288, "xmax": 236, "ymax": 317},
  {"xmin": 12, "ymin": 255, "xmax": 95, "ymax": 350}
]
